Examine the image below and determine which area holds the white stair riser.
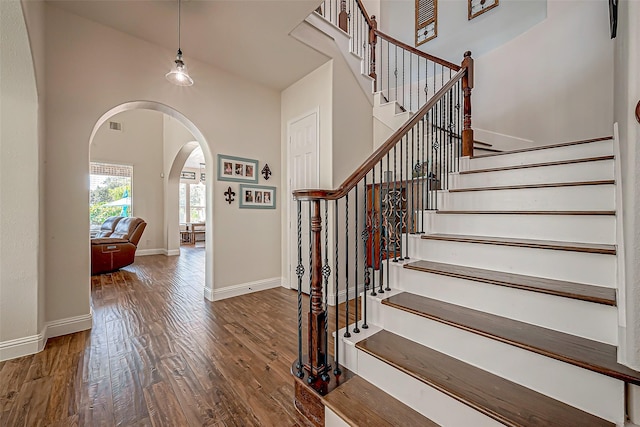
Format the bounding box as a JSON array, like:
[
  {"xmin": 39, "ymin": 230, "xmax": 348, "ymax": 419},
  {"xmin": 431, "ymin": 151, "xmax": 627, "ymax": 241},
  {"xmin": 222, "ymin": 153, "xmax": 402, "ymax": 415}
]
[
  {"xmin": 440, "ymin": 184, "xmax": 615, "ymax": 211},
  {"xmin": 388, "ymin": 267, "xmax": 618, "ymax": 345},
  {"xmin": 425, "ymin": 212, "xmax": 616, "ymax": 244},
  {"xmin": 453, "ymin": 159, "xmax": 614, "ymax": 188},
  {"xmin": 416, "ymin": 239, "xmax": 616, "ymax": 286},
  {"xmin": 325, "ymin": 407, "xmax": 350, "ymax": 427},
  {"xmin": 356, "ymin": 350, "xmax": 506, "ymax": 426},
  {"xmin": 469, "ymin": 140, "xmax": 613, "ymax": 170},
  {"xmin": 372, "ymin": 299, "xmax": 625, "ymax": 424}
]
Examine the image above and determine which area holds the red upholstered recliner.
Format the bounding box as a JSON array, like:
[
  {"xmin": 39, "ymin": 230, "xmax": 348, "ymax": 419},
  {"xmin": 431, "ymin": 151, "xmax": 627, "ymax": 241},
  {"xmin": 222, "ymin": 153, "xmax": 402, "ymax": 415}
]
[{"xmin": 91, "ymin": 216, "xmax": 147, "ymax": 275}]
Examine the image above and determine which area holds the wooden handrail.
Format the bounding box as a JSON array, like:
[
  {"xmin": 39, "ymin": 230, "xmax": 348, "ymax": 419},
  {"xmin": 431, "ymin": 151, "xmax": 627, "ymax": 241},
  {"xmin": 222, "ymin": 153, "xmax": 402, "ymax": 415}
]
[
  {"xmin": 294, "ymin": 67, "xmax": 467, "ymax": 201},
  {"xmin": 374, "ymin": 30, "xmax": 461, "ymax": 72},
  {"xmin": 355, "ymin": 0, "xmax": 374, "ymax": 28}
]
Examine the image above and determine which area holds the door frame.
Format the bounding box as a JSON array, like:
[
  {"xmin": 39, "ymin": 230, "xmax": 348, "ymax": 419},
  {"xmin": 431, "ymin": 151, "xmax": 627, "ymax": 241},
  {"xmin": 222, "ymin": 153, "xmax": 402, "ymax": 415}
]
[{"xmin": 286, "ymin": 108, "xmax": 320, "ymax": 290}]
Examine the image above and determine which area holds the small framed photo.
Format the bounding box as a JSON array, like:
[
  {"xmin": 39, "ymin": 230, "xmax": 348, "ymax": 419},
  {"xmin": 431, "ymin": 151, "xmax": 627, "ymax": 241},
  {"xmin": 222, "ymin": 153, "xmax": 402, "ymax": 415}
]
[
  {"xmin": 217, "ymin": 155, "xmax": 259, "ymax": 183},
  {"xmin": 468, "ymin": 0, "xmax": 498, "ymax": 20},
  {"xmin": 239, "ymin": 184, "xmax": 276, "ymax": 209}
]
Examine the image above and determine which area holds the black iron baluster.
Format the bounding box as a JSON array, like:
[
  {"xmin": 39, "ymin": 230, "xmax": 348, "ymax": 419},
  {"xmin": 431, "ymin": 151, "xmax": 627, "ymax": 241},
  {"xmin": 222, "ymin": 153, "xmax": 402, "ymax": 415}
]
[
  {"xmin": 308, "ymin": 203, "xmax": 313, "ymax": 314},
  {"xmin": 295, "ymin": 200, "xmax": 304, "ymax": 378},
  {"xmin": 369, "ymin": 166, "xmax": 377, "ymax": 297},
  {"xmin": 333, "ymin": 199, "xmax": 341, "ymax": 375},
  {"xmin": 405, "ymin": 128, "xmax": 410, "ymax": 259},
  {"xmin": 409, "ymin": 53, "xmax": 413, "ymax": 112},
  {"xmin": 378, "ymin": 159, "xmax": 385, "ymax": 292},
  {"xmin": 344, "ymin": 193, "xmax": 351, "ymax": 338},
  {"xmin": 392, "ymin": 141, "xmax": 399, "ymax": 262},
  {"xmin": 323, "ymin": 200, "xmax": 330, "ymax": 371},
  {"xmin": 353, "ymin": 184, "xmax": 360, "ymax": 334},
  {"xmin": 410, "ymin": 126, "xmax": 415, "ymax": 236},
  {"xmin": 399, "ymin": 133, "xmax": 404, "ymax": 260},
  {"xmin": 362, "ymin": 175, "xmax": 370, "ymax": 327}
]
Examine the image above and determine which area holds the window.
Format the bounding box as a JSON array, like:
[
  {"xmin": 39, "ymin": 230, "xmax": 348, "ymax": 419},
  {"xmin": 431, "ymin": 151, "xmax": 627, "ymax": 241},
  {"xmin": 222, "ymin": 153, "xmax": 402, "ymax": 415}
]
[
  {"xmin": 179, "ymin": 182, "xmax": 206, "ymax": 224},
  {"xmin": 90, "ymin": 162, "xmax": 132, "ymax": 233},
  {"xmin": 416, "ymin": 0, "xmax": 437, "ymax": 46}
]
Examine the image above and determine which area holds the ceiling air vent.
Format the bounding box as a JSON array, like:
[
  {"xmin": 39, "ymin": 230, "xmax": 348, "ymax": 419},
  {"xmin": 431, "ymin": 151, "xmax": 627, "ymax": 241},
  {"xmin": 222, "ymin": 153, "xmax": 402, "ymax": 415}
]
[{"xmin": 109, "ymin": 121, "xmax": 122, "ymax": 131}]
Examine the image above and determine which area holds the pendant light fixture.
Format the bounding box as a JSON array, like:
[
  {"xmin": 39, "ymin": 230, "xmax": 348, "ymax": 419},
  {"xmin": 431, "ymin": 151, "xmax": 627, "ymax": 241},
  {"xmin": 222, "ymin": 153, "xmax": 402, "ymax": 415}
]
[{"xmin": 166, "ymin": 0, "xmax": 194, "ymax": 86}]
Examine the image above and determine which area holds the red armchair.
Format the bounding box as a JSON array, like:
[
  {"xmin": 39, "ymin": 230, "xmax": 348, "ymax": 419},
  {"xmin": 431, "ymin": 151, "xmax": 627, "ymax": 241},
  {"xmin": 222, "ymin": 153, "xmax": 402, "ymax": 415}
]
[{"xmin": 91, "ymin": 216, "xmax": 147, "ymax": 275}]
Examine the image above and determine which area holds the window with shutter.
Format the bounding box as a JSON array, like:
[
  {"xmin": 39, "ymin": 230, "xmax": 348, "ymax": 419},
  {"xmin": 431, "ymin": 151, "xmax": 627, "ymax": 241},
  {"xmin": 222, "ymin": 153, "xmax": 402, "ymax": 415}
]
[{"xmin": 415, "ymin": 0, "xmax": 437, "ymax": 46}]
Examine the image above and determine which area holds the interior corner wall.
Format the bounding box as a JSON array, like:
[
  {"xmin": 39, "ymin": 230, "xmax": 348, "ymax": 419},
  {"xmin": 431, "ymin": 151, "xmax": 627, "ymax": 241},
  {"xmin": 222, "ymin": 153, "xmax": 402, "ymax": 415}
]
[
  {"xmin": 44, "ymin": 4, "xmax": 282, "ymax": 324},
  {"xmin": 280, "ymin": 61, "xmax": 333, "ymax": 286},
  {"xmin": 91, "ymin": 110, "xmax": 165, "ymax": 252},
  {"xmin": 163, "ymin": 115, "xmax": 198, "ymax": 254},
  {"xmin": 0, "ymin": 0, "xmax": 41, "ymax": 353},
  {"xmin": 614, "ymin": 0, "xmax": 640, "ymax": 370},
  {"xmin": 473, "ymin": 0, "xmax": 614, "ymax": 146}
]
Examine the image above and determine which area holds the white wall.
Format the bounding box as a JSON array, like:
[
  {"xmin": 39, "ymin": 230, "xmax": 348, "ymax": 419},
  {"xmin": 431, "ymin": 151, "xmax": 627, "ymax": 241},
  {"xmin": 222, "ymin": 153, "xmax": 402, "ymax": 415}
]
[
  {"xmin": 614, "ymin": 0, "xmax": 640, "ymax": 370},
  {"xmin": 379, "ymin": 0, "xmax": 547, "ymax": 63},
  {"xmin": 473, "ymin": 0, "xmax": 614, "ymax": 146},
  {"xmin": 44, "ymin": 4, "xmax": 282, "ymax": 328},
  {"xmin": 0, "ymin": 0, "xmax": 42, "ymax": 357},
  {"xmin": 377, "ymin": 0, "xmax": 613, "ymax": 147},
  {"xmin": 91, "ymin": 109, "xmax": 165, "ymax": 252}
]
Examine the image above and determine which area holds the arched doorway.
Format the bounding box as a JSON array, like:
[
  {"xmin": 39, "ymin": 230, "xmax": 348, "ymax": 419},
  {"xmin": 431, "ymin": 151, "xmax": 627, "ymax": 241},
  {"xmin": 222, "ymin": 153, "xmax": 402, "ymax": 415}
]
[{"xmin": 89, "ymin": 101, "xmax": 215, "ymax": 300}]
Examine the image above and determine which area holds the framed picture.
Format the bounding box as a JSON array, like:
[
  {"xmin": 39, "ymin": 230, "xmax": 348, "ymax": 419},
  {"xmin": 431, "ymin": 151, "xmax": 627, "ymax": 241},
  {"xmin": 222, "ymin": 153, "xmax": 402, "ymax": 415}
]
[
  {"xmin": 468, "ymin": 0, "xmax": 498, "ymax": 20},
  {"xmin": 217, "ymin": 154, "xmax": 259, "ymax": 183},
  {"xmin": 239, "ymin": 184, "xmax": 276, "ymax": 209}
]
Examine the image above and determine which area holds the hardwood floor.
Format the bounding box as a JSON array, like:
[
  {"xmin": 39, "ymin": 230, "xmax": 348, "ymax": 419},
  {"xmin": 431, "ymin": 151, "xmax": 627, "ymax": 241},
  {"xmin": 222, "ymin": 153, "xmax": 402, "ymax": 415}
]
[{"xmin": 0, "ymin": 246, "xmax": 356, "ymax": 426}]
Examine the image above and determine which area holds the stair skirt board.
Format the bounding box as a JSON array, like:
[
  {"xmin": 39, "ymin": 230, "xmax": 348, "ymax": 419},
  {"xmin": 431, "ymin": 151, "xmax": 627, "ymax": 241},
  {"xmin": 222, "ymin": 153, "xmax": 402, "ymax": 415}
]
[
  {"xmin": 452, "ymin": 158, "xmax": 614, "ymax": 188},
  {"xmin": 391, "ymin": 267, "xmax": 618, "ymax": 345},
  {"xmin": 413, "ymin": 238, "xmax": 616, "ymax": 286},
  {"xmin": 439, "ymin": 184, "xmax": 615, "ymax": 211},
  {"xmin": 423, "ymin": 211, "xmax": 616, "ymax": 244},
  {"xmin": 468, "ymin": 139, "xmax": 613, "ymax": 170}
]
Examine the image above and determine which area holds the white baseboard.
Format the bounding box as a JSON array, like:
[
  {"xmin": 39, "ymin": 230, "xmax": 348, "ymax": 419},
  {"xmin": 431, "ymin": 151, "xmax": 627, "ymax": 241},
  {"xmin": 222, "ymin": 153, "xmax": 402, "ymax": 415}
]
[
  {"xmin": 212, "ymin": 277, "xmax": 283, "ymax": 302},
  {"xmin": 167, "ymin": 249, "xmax": 180, "ymax": 256},
  {"xmin": 474, "ymin": 128, "xmax": 534, "ymax": 151},
  {"xmin": 204, "ymin": 286, "xmax": 214, "ymax": 302},
  {"xmin": 46, "ymin": 311, "xmax": 93, "ymax": 340},
  {"xmin": 0, "ymin": 311, "xmax": 92, "ymax": 362},
  {"xmin": 0, "ymin": 331, "xmax": 46, "ymax": 362},
  {"xmin": 327, "ymin": 284, "xmax": 366, "ymax": 306},
  {"xmin": 136, "ymin": 248, "xmax": 166, "ymax": 256}
]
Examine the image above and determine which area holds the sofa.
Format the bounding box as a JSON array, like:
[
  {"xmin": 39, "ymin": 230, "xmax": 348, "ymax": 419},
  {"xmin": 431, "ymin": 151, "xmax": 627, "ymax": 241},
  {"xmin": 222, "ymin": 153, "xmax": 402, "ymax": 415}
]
[{"xmin": 91, "ymin": 216, "xmax": 147, "ymax": 275}]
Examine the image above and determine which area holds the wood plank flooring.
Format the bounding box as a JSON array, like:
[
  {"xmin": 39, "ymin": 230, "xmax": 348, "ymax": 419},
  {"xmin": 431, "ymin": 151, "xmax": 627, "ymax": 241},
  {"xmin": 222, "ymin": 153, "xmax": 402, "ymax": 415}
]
[{"xmin": 0, "ymin": 246, "xmax": 358, "ymax": 426}]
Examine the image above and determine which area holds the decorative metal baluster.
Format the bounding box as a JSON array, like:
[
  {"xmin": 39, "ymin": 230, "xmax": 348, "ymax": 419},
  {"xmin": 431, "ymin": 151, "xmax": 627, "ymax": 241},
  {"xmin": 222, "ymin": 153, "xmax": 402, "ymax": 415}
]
[
  {"xmin": 309, "ymin": 203, "xmax": 313, "ymax": 315},
  {"xmin": 402, "ymin": 48, "xmax": 405, "ymax": 108},
  {"xmin": 353, "ymin": 185, "xmax": 360, "ymax": 334},
  {"xmin": 362, "ymin": 175, "xmax": 370, "ymax": 328},
  {"xmin": 399, "ymin": 133, "xmax": 404, "ymax": 260},
  {"xmin": 333, "ymin": 199, "xmax": 341, "ymax": 375},
  {"xmin": 378, "ymin": 159, "xmax": 385, "ymax": 292},
  {"xmin": 344, "ymin": 193, "xmax": 351, "ymax": 338},
  {"xmin": 410, "ymin": 126, "xmax": 415, "ymax": 236},
  {"xmin": 323, "ymin": 200, "xmax": 330, "ymax": 371},
  {"xmin": 409, "ymin": 53, "xmax": 413, "ymax": 112},
  {"xmin": 392, "ymin": 142, "xmax": 399, "ymax": 262},
  {"xmin": 369, "ymin": 166, "xmax": 377, "ymax": 297},
  {"xmin": 394, "ymin": 45, "xmax": 398, "ymax": 103},
  {"xmin": 295, "ymin": 200, "xmax": 304, "ymax": 378},
  {"xmin": 405, "ymin": 128, "xmax": 410, "ymax": 259}
]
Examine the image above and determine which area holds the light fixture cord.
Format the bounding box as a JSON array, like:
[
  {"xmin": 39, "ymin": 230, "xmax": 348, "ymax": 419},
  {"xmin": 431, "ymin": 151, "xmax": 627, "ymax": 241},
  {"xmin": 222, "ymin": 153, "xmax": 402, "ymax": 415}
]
[{"xmin": 178, "ymin": 0, "xmax": 182, "ymax": 53}]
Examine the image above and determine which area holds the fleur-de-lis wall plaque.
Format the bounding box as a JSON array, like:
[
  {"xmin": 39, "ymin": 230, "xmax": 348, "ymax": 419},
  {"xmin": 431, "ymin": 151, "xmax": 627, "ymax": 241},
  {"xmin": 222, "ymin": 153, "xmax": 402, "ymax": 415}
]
[
  {"xmin": 261, "ymin": 164, "xmax": 272, "ymax": 180},
  {"xmin": 224, "ymin": 186, "xmax": 235, "ymax": 205}
]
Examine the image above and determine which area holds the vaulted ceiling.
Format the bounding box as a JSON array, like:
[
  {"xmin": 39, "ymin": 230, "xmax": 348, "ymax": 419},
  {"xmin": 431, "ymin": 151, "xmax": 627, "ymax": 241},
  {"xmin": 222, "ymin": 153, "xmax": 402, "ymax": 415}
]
[{"xmin": 48, "ymin": 0, "xmax": 329, "ymax": 90}]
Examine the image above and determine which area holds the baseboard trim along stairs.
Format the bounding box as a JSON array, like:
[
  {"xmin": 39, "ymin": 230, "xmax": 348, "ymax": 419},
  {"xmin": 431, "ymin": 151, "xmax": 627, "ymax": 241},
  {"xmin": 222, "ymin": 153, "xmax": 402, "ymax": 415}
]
[{"xmin": 311, "ymin": 136, "xmax": 640, "ymax": 426}]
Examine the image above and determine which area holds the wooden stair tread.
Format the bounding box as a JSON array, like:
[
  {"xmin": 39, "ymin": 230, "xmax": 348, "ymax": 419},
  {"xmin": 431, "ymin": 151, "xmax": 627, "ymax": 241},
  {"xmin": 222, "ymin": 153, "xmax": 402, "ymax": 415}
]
[
  {"xmin": 383, "ymin": 292, "xmax": 640, "ymax": 385},
  {"xmin": 460, "ymin": 155, "xmax": 614, "ymax": 175},
  {"xmin": 324, "ymin": 375, "xmax": 440, "ymax": 427},
  {"xmin": 449, "ymin": 180, "xmax": 614, "ymax": 192},
  {"xmin": 404, "ymin": 260, "xmax": 616, "ymax": 305},
  {"xmin": 356, "ymin": 330, "xmax": 614, "ymax": 426},
  {"xmin": 472, "ymin": 136, "xmax": 612, "ymax": 158},
  {"xmin": 420, "ymin": 233, "xmax": 616, "ymax": 255},
  {"xmin": 436, "ymin": 210, "xmax": 616, "ymax": 216}
]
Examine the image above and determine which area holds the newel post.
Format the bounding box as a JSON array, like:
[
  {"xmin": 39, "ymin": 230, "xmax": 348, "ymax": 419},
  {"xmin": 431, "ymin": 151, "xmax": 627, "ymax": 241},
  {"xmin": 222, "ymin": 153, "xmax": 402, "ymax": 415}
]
[
  {"xmin": 461, "ymin": 51, "xmax": 474, "ymax": 157},
  {"xmin": 305, "ymin": 200, "xmax": 329, "ymax": 382},
  {"xmin": 338, "ymin": 0, "xmax": 348, "ymax": 32},
  {"xmin": 369, "ymin": 16, "xmax": 378, "ymax": 91}
]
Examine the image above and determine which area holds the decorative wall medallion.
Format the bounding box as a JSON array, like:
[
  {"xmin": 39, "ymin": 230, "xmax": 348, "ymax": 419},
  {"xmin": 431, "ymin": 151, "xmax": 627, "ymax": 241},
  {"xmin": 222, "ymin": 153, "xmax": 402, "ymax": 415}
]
[
  {"xmin": 468, "ymin": 0, "xmax": 498, "ymax": 20},
  {"xmin": 224, "ymin": 186, "xmax": 235, "ymax": 205},
  {"xmin": 261, "ymin": 163, "xmax": 272, "ymax": 180}
]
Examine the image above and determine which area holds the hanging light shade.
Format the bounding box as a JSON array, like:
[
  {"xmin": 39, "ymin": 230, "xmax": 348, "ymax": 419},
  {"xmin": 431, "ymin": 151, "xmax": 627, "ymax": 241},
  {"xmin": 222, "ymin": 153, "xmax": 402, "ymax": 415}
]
[{"xmin": 166, "ymin": 0, "xmax": 193, "ymax": 86}]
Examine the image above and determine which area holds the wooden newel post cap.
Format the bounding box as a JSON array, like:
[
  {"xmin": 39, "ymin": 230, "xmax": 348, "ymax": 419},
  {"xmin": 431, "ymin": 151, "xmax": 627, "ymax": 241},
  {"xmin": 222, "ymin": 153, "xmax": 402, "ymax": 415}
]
[{"xmin": 464, "ymin": 51, "xmax": 472, "ymax": 58}]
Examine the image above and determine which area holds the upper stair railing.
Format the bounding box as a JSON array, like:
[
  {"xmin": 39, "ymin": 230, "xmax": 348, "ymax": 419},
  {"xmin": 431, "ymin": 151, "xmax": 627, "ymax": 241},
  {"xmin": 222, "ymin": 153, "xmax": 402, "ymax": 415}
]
[{"xmin": 292, "ymin": 0, "xmax": 475, "ymax": 408}]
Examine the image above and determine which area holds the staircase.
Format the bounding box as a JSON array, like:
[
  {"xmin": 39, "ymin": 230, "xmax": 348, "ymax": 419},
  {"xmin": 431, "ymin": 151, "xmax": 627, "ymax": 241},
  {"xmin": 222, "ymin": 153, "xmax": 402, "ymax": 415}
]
[
  {"xmin": 328, "ymin": 136, "xmax": 637, "ymax": 426},
  {"xmin": 289, "ymin": 2, "xmax": 637, "ymax": 426}
]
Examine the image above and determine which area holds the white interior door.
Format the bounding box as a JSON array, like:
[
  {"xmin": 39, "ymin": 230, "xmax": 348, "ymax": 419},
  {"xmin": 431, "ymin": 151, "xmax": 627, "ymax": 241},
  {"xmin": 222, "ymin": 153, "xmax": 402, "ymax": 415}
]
[{"xmin": 289, "ymin": 111, "xmax": 319, "ymax": 294}]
